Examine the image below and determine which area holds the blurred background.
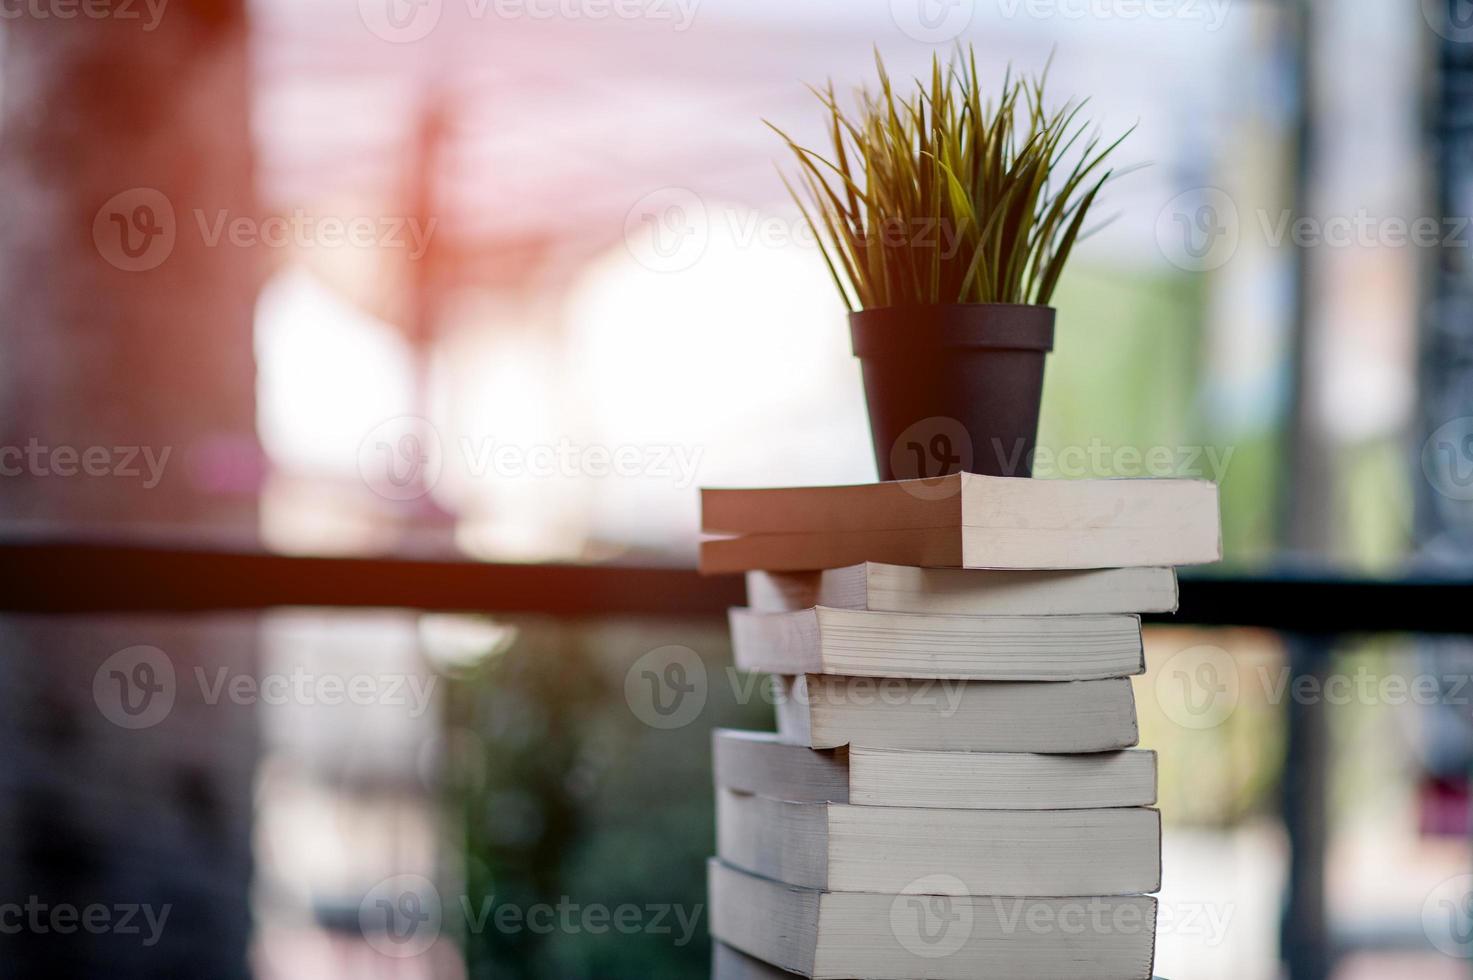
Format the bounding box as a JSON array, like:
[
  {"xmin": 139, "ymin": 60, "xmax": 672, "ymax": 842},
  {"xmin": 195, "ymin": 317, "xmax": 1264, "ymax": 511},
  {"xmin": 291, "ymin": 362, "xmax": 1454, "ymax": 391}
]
[{"xmin": 1, "ymin": 0, "xmax": 1471, "ymax": 977}]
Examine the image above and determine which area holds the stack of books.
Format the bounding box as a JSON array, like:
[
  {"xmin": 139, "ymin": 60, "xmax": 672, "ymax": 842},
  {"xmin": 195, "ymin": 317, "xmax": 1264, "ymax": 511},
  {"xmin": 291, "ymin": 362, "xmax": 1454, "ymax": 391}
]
[{"xmin": 699, "ymin": 473, "xmax": 1220, "ymax": 980}]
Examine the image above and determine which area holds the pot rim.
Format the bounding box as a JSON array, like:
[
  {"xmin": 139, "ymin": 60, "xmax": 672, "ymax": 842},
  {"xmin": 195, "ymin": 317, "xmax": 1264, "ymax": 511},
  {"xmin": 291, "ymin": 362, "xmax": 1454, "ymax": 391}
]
[{"xmin": 849, "ymin": 302, "xmax": 1055, "ymax": 355}]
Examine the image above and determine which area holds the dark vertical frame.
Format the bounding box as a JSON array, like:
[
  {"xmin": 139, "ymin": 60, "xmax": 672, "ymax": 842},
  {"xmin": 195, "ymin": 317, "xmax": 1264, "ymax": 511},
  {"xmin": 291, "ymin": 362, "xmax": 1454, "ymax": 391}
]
[
  {"xmin": 1277, "ymin": 0, "xmax": 1334, "ymax": 976},
  {"xmin": 1420, "ymin": 0, "xmax": 1473, "ymax": 543},
  {"xmin": 1422, "ymin": 5, "xmax": 1473, "ymax": 978}
]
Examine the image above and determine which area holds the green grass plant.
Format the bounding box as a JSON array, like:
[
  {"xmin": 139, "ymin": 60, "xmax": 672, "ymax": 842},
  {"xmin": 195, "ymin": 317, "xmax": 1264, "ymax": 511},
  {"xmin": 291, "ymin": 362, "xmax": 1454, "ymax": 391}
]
[{"xmin": 769, "ymin": 46, "xmax": 1132, "ymax": 311}]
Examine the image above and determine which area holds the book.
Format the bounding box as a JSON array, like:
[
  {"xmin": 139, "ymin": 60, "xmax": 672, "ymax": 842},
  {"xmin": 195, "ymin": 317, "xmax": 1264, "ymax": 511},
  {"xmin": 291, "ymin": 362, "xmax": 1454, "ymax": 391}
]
[
  {"xmin": 702, "ymin": 524, "xmax": 1217, "ymax": 573},
  {"xmin": 711, "ymin": 942, "xmax": 1174, "ymax": 980},
  {"xmin": 699, "ymin": 474, "xmax": 1220, "ymax": 573},
  {"xmin": 717, "ymin": 788, "xmax": 1161, "ymax": 895},
  {"xmin": 712, "ymin": 942, "xmax": 797, "ymax": 980},
  {"xmin": 775, "ymin": 674, "xmax": 1139, "ymax": 752},
  {"xmin": 713, "ymin": 729, "xmax": 1158, "ymax": 809},
  {"xmin": 709, "ymin": 860, "xmax": 1159, "ymax": 980},
  {"xmin": 729, "ymin": 607, "xmax": 1144, "ymax": 681},
  {"xmin": 703, "ymin": 473, "xmax": 1219, "ymax": 536},
  {"xmin": 745, "ymin": 562, "xmax": 1179, "ymax": 615}
]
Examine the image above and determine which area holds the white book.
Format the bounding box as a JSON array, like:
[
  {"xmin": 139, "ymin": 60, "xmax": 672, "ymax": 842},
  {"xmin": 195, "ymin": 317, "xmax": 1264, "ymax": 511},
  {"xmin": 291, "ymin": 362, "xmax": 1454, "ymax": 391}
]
[
  {"xmin": 775, "ymin": 674, "xmax": 1139, "ymax": 752},
  {"xmin": 711, "ymin": 941, "xmax": 1175, "ymax": 980},
  {"xmin": 730, "ymin": 607, "xmax": 1144, "ymax": 681},
  {"xmin": 745, "ymin": 563, "xmax": 1179, "ymax": 615},
  {"xmin": 713, "ymin": 729, "xmax": 1157, "ymax": 809},
  {"xmin": 716, "ymin": 788, "xmax": 1161, "ymax": 896},
  {"xmin": 712, "ymin": 942, "xmax": 795, "ymax": 980},
  {"xmin": 700, "ymin": 474, "xmax": 1220, "ymax": 573},
  {"xmin": 709, "ymin": 860, "xmax": 1159, "ymax": 980}
]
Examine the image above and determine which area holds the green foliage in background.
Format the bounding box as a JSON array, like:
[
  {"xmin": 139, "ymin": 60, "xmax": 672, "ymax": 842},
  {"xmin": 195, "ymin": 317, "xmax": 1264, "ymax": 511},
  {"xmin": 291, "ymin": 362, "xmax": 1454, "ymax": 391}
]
[
  {"xmin": 444, "ymin": 620, "xmax": 774, "ymax": 979},
  {"xmin": 771, "ymin": 46, "xmax": 1130, "ymax": 310},
  {"xmin": 1043, "ymin": 267, "xmax": 1280, "ymax": 567}
]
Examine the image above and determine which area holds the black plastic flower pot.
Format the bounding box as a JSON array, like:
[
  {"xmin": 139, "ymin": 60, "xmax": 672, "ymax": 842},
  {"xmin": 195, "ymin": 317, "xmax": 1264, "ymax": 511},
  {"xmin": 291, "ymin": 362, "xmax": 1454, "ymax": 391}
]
[{"xmin": 850, "ymin": 303, "xmax": 1055, "ymax": 481}]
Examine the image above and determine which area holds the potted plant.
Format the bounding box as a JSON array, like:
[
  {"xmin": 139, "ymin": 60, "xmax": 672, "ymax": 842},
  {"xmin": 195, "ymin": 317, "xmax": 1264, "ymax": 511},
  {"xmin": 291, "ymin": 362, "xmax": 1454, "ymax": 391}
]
[{"xmin": 771, "ymin": 47, "xmax": 1129, "ymax": 480}]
